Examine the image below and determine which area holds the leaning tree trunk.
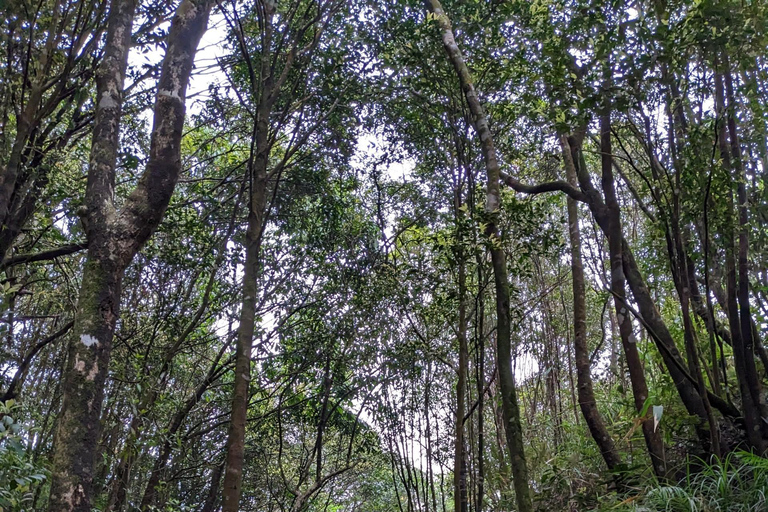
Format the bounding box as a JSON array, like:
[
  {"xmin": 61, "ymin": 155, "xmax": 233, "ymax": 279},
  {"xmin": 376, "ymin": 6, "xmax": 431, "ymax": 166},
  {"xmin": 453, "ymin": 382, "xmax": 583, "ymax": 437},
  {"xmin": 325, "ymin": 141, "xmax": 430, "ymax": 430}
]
[
  {"xmin": 47, "ymin": 2, "xmax": 211, "ymax": 511},
  {"xmin": 424, "ymin": 2, "xmax": 533, "ymax": 510},
  {"xmin": 561, "ymin": 135, "xmax": 622, "ymax": 471},
  {"xmin": 501, "ymin": 147, "xmax": 725, "ymax": 425},
  {"xmin": 599, "ymin": 99, "xmax": 666, "ymax": 477}
]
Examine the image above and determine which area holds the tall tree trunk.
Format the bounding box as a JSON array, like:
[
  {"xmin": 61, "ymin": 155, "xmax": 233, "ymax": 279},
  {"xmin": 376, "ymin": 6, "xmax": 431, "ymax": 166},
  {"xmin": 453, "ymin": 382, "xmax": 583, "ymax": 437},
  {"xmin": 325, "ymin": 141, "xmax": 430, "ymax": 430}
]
[
  {"xmin": 425, "ymin": 362, "xmax": 439, "ymax": 512},
  {"xmin": 47, "ymin": 1, "xmax": 212, "ymax": 510},
  {"xmin": 599, "ymin": 102, "xmax": 666, "ymax": 477},
  {"xmin": 725, "ymin": 62, "xmax": 768, "ymax": 444},
  {"xmin": 220, "ymin": 5, "xmax": 276, "ymax": 506},
  {"xmin": 656, "ymin": 67, "xmax": 722, "ymax": 455},
  {"xmin": 454, "ymin": 240, "xmax": 468, "ymax": 512},
  {"xmin": 219, "ymin": 0, "xmax": 346, "ymax": 502},
  {"xmin": 474, "ymin": 262, "xmax": 485, "ymax": 512},
  {"xmin": 424, "ymin": 2, "xmax": 532, "ymax": 510},
  {"xmin": 220, "ymin": 169, "xmax": 269, "ymax": 510},
  {"xmin": 715, "ymin": 64, "xmax": 768, "ymax": 452},
  {"xmin": 561, "ymin": 135, "xmax": 622, "ymax": 471}
]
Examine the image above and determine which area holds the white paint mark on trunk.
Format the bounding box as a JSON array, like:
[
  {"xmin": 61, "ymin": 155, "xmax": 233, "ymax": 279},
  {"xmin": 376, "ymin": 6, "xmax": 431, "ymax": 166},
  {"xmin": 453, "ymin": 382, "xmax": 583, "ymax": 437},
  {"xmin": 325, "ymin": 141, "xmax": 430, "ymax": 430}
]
[
  {"xmin": 99, "ymin": 92, "xmax": 119, "ymax": 109},
  {"xmin": 81, "ymin": 334, "xmax": 99, "ymax": 347},
  {"xmin": 158, "ymin": 88, "xmax": 183, "ymax": 101},
  {"xmin": 87, "ymin": 362, "xmax": 99, "ymax": 381}
]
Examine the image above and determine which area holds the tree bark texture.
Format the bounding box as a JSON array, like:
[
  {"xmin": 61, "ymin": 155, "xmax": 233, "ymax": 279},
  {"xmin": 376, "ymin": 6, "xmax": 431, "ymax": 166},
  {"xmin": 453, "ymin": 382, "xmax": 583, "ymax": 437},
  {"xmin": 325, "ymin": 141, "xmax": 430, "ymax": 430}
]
[{"xmin": 47, "ymin": 2, "xmax": 211, "ymax": 510}]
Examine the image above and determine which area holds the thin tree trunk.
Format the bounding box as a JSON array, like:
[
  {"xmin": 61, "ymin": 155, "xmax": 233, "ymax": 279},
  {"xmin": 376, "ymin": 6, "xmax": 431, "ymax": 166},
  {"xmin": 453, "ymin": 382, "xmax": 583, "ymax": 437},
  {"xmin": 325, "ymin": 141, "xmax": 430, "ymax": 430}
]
[
  {"xmin": 454, "ymin": 187, "xmax": 469, "ymax": 512},
  {"xmin": 599, "ymin": 102, "xmax": 666, "ymax": 477},
  {"xmin": 220, "ymin": 171, "xmax": 268, "ymax": 510},
  {"xmin": 201, "ymin": 461, "xmax": 225, "ymax": 512},
  {"xmin": 423, "ymin": 2, "xmax": 532, "ymax": 510},
  {"xmin": 561, "ymin": 135, "xmax": 622, "ymax": 471},
  {"xmin": 220, "ymin": 7, "xmax": 274, "ymax": 502},
  {"xmin": 107, "ymin": 265, "xmax": 224, "ymax": 512},
  {"xmin": 425, "ymin": 362, "xmax": 439, "ymax": 512},
  {"xmin": 474, "ymin": 262, "xmax": 485, "ymax": 512}
]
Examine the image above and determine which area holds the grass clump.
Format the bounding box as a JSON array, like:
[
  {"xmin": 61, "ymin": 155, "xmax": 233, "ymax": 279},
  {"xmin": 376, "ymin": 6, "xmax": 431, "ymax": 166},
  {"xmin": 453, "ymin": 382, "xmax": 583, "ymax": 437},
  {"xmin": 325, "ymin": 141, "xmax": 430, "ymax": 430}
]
[{"xmin": 608, "ymin": 451, "xmax": 768, "ymax": 512}]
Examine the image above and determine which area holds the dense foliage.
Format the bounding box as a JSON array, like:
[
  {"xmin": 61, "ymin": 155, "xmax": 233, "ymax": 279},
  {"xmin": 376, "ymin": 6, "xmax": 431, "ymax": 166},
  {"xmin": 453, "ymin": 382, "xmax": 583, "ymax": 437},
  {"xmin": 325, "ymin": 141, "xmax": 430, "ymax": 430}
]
[{"xmin": 1, "ymin": 0, "xmax": 768, "ymax": 510}]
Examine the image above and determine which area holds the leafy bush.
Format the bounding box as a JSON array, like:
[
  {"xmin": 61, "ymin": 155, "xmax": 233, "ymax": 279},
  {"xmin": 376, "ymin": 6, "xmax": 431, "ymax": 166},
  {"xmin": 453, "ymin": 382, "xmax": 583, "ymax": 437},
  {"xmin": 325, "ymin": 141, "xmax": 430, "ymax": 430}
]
[{"xmin": 0, "ymin": 401, "xmax": 48, "ymax": 512}]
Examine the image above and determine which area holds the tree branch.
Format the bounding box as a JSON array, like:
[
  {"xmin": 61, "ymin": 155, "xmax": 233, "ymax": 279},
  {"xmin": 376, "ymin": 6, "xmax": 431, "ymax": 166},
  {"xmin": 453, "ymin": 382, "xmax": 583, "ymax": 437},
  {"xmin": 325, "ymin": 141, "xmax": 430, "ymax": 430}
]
[
  {"xmin": 499, "ymin": 171, "xmax": 589, "ymax": 203},
  {"xmin": 0, "ymin": 242, "xmax": 87, "ymax": 271},
  {"xmin": 2, "ymin": 320, "xmax": 74, "ymax": 401}
]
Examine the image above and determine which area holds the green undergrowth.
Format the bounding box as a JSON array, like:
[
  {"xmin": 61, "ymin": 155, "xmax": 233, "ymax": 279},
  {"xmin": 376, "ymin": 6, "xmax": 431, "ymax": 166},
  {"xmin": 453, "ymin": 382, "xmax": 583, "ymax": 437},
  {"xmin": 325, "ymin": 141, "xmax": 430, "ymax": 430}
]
[{"xmin": 597, "ymin": 451, "xmax": 768, "ymax": 512}]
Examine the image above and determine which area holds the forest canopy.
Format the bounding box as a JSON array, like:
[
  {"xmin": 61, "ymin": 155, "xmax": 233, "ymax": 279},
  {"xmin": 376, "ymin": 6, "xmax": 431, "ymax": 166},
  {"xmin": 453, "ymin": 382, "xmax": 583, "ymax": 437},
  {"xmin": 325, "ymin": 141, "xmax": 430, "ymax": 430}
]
[{"xmin": 1, "ymin": 0, "xmax": 768, "ymax": 511}]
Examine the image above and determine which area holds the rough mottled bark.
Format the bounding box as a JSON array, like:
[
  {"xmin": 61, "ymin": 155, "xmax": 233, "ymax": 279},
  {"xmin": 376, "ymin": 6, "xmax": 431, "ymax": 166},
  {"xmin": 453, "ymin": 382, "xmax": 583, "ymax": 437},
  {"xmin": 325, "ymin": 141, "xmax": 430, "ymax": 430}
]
[
  {"xmin": 46, "ymin": 1, "xmax": 137, "ymax": 508},
  {"xmin": 47, "ymin": 2, "xmax": 212, "ymax": 510},
  {"xmin": 424, "ymin": 1, "xmax": 532, "ymax": 510},
  {"xmin": 560, "ymin": 135, "xmax": 622, "ymax": 471}
]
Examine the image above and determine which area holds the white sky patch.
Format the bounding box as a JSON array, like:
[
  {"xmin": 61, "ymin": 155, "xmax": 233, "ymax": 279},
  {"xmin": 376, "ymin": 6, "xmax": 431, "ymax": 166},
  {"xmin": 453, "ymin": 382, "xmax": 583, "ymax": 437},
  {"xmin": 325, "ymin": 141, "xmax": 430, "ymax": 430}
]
[
  {"xmin": 354, "ymin": 133, "xmax": 415, "ymax": 181},
  {"xmin": 186, "ymin": 13, "xmax": 229, "ymax": 115}
]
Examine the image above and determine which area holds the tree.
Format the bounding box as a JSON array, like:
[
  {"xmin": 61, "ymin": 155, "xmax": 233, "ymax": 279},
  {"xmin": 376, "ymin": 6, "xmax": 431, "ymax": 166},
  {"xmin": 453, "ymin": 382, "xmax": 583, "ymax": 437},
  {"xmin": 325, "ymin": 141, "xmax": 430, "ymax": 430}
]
[
  {"xmin": 47, "ymin": 1, "xmax": 212, "ymax": 509},
  {"xmin": 423, "ymin": 1, "xmax": 533, "ymax": 511}
]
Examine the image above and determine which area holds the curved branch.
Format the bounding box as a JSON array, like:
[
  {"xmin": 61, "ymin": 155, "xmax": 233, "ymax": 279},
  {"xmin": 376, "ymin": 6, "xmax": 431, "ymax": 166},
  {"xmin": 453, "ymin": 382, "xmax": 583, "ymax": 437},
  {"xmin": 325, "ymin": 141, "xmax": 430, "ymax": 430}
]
[
  {"xmin": 2, "ymin": 320, "xmax": 74, "ymax": 401},
  {"xmin": 499, "ymin": 171, "xmax": 589, "ymax": 203}
]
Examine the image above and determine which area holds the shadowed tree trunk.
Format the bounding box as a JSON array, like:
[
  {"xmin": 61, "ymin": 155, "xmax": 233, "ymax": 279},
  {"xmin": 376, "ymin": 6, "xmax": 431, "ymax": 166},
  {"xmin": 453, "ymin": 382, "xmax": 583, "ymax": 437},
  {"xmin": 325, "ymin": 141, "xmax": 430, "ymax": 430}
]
[
  {"xmin": 599, "ymin": 98, "xmax": 666, "ymax": 477},
  {"xmin": 474, "ymin": 236, "xmax": 486, "ymax": 512},
  {"xmin": 561, "ymin": 134, "xmax": 622, "ymax": 471},
  {"xmin": 454, "ymin": 186, "xmax": 469, "ymax": 512},
  {"xmin": 46, "ymin": 1, "xmax": 212, "ymax": 510},
  {"xmin": 424, "ymin": 1, "xmax": 533, "ymax": 510},
  {"xmin": 201, "ymin": 462, "xmax": 225, "ymax": 512}
]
